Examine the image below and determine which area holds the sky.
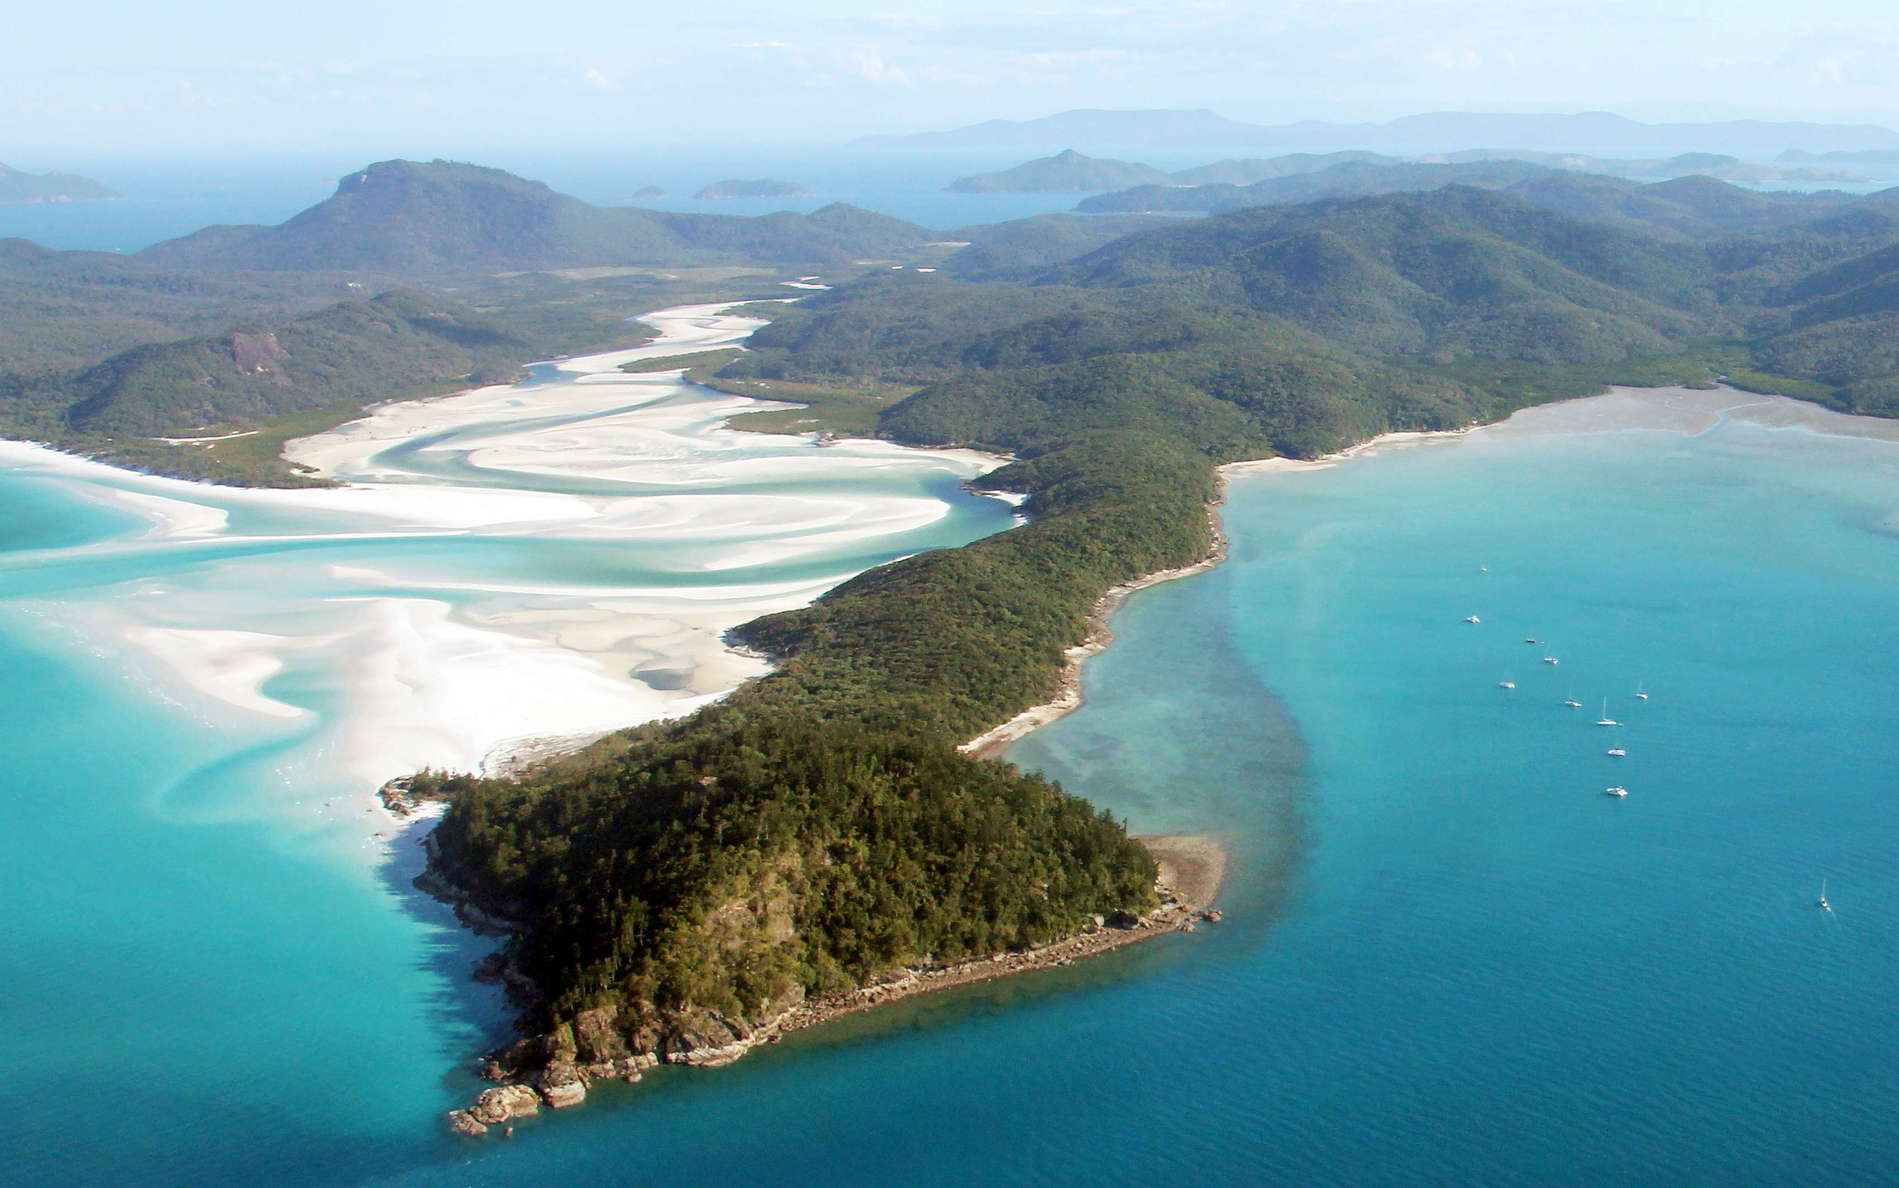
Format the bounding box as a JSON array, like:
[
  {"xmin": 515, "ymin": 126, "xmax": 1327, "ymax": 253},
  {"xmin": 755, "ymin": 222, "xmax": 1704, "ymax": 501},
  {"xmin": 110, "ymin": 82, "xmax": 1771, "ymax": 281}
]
[{"xmin": 8, "ymin": 0, "xmax": 1899, "ymax": 159}]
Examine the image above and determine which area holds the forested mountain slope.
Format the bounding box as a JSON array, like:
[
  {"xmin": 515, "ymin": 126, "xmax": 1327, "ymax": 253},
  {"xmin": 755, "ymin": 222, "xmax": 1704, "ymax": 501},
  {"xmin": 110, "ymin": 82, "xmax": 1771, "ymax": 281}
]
[{"xmin": 137, "ymin": 160, "xmax": 930, "ymax": 273}]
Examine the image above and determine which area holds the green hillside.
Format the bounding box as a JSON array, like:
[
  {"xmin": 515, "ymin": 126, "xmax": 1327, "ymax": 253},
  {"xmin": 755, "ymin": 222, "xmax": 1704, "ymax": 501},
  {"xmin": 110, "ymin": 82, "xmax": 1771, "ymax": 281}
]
[
  {"xmin": 0, "ymin": 237, "xmax": 369, "ymax": 374},
  {"xmin": 946, "ymin": 149, "xmax": 1172, "ymax": 193},
  {"xmin": 138, "ymin": 160, "xmax": 931, "ymax": 273},
  {"xmin": 61, "ymin": 290, "xmax": 525, "ymax": 435},
  {"xmin": 17, "ymin": 152, "xmax": 1899, "ymax": 1102}
]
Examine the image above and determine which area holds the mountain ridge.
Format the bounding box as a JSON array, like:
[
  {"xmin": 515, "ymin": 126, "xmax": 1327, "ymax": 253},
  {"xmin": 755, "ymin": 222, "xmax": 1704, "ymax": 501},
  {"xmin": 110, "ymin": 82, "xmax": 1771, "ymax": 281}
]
[
  {"xmin": 138, "ymin": 160, "xmax": 927, "ymax": 273},
  {"xmin": 857, "ymin": 108, "xmax": 1899, "ymax": 157}
]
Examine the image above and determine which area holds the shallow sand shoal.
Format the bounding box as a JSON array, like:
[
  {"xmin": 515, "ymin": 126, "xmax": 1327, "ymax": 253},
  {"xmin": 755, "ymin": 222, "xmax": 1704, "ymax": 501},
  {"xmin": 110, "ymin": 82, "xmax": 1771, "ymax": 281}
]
[
  {"xmin": 2, "ymin": 297, "xmax": 1017, "ymax": 838},
  {"xmin": 1140, "ymin": 833, "xmax": 1228, "ymax": 908}
]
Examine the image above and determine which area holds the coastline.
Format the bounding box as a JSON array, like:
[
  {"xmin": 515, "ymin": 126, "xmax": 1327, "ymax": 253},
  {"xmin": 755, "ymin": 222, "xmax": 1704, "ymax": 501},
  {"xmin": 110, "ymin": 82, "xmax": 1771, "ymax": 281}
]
[
  {"xmin": 0, "ymin": 300, "xmax": 1013, "ymax": 844},
  {"xmin": 443, "ymin": 425, "xmax": 1480, "ymax": 1134},
  {"xmin": 961, "ymin": 424, "xmax": 1477, "ymax": 762},
  {"xmin": 444, "ymin": 831, "xmax": 1227, "ymax": 1134},
  {"xmin": 765, "ymin": 833, "xmax": 1226, "ymax": 1034}
]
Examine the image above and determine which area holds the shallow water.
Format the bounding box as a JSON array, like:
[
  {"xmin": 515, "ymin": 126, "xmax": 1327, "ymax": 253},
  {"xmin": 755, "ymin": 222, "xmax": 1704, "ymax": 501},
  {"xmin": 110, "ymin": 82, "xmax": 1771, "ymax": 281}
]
[
  {"xmin": 0, "ymin": 308, "xmax": 1014, "ymax": 1183},
  {"xmin": 8, "ymin": 388, "xmax": 1899, "ymax": 1183}
]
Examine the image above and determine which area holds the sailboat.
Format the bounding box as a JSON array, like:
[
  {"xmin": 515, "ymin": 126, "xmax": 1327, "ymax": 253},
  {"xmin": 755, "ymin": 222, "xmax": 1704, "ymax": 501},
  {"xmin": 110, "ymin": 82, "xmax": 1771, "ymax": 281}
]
[
  {"xmin": 1464, "ymin": 615, "xmax": 1482, "ymax": 624},
  {"xmin": 1634, "ymin": 682, "xmax": 1649, "ymax": 701},
  {"xmin": 1595, "ymin": 698, "xmax": 1620, "ymax": 727},
  {"xmin": 1819, "ymin": 881, "xmax": 1831, "ymax": 912},
  {"xmin": 1542, "ymin": 656, "xmax": 1560, "ymax": 665},
  {"xmin": 1604, "ymin": 785, "xmax": 1629, "ymax": 798},
  {"xmin": 1563, "ymin": 692, "xmax": 1583, "ymax": 708},
  {"xmin": 1497, "ymin": 675, "xmax": 1516, "ymax": 690},
  {"xmin": 1606, "ymin": 744, "xmax": 1627, "ymax": 757}
]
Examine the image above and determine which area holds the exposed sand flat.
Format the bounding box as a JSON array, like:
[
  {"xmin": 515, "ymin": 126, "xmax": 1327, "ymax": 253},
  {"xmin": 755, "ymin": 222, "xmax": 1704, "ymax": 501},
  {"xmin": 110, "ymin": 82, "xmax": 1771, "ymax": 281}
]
[
  {"xmin": 121, "ymin": 626, "xmax": 306, "ymax": 720},
  {"xmin": 1224, "ymin": 386, "xmax": 1899, "ymax": 483},
  {"xmin": 320, "ymin": 596, "xmax": 709, "ymax": 788},
  {"xmin": 2, "ymin": 300, "xmax": 1012, "ymax": 832},
  {"xmin": 0, "ymin": 441, "xmax": 608, "ymax": 533},
  {"xmin": 116, "ymin": 490, "xmax": 231, "ymax": 539},
  {"xmin": 1477, "ymin": 384, "xmax": 1751, "ymax": 439}
]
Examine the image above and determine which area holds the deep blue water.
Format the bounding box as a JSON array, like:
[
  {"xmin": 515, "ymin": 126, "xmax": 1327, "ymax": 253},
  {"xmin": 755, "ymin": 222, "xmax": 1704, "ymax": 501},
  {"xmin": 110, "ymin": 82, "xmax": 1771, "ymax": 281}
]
[{"xmin": 7, "ymin": 404, "xmax": 1899, "ymax": 1183}]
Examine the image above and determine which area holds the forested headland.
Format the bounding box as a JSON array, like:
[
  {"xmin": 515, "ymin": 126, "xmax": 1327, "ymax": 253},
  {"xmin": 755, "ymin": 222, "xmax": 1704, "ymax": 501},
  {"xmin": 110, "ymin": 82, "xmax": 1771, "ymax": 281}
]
[
  {"xmin": 426, "ymin": 173, "xmax": 1899, "ymax": 1117},
  {"xmin": 15, "ymin": 155, "xmax": 1899, "ymax": 1123}
]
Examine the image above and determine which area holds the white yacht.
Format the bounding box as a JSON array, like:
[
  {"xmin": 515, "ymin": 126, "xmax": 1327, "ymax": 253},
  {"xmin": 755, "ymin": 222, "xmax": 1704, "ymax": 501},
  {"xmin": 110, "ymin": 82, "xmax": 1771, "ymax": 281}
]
[
  {"xmin": 1595, "ymin": 698, "xmax": 1620, "ymax": 727},
  {"xmin": 1498, "ymin": 678, "xmax": 1516, "ymax": 690},
  {"xmin": 1819, "ymin": 881, "xmax": 1831, "ymax": 912},
  {"xmin": 1634, "ymin": 682, "xmax": 1649, "ymax": 701},
  {"xmin": 1543, "ymin": 656, "xmax": 1560, "ymax": 665},
  {"xmin": 1465, "ymin": 615, "xmax": 1482, "ymax": 624},
  {"xmin": 1604, "ymin": 785, "xmax": 1628, "ymax": 798},
  {"xmin": 1606, "ymin": 745, "xmax": 1627, "ymax": 757},
  {"xmin": 1563, "ymin": 696, "xmax": 1583, "ymax": 708}
]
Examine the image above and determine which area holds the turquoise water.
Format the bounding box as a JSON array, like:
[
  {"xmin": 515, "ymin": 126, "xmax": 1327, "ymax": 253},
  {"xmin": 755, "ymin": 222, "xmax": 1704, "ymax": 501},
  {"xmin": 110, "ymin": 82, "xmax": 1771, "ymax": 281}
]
[{"xmin": 9, "ymin": 404, "xmax": 1899, "ymax": 1182}]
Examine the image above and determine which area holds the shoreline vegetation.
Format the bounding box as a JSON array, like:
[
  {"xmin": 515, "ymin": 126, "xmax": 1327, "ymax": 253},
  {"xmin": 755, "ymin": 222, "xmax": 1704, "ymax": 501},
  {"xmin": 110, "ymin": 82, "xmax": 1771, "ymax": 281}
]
[
  {"xmin": 419, "ymin": 335, "xmax": 1497, "ymax": 1132},
  {"xmin": 959, "ymin": 425, "xmax": 1476, "ymax": 760},
  {"xmin": 416, "ymin": 234, "xmax": 1850, "ymax": 1130},
  {"xmin": 25, "ymin": 157, "xmax": 1899, "ymax": 1138},
  {"xmin": 424, "ymin": 416, "xmax": 1490, "ymax": 1132},
  {"xmin": 442, "ymin": 831, "xmax": 1225, "ymax": 1136}
]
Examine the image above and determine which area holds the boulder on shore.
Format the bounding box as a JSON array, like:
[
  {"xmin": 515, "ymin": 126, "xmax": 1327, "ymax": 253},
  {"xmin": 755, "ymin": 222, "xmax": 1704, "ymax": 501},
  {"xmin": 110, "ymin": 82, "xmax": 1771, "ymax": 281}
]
[
  {"xmin": 536, "ymin": 1061, "xmax": 588, "ymax": 1109},
  {"xmin": 446, "ymin": 1110, "xmax": 488, "ymax": 1136},
  {"xmin": 470, "ymin": 1084, "xmax": 541, "ymax": 1125}
]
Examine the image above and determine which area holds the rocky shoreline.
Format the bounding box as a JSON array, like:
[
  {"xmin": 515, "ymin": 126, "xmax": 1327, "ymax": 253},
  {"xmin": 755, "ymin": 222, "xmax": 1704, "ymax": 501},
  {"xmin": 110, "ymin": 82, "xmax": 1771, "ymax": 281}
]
[{"xmin": 439, "ymin": 833, "xmax": 1226, "ymax": 1136}]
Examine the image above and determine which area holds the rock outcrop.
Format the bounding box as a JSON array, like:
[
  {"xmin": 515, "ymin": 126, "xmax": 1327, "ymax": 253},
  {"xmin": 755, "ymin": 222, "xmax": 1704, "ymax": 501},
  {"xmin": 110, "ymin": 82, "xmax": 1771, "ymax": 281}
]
[{"xmin": 470, "ymin": 1084, "xmax": 540, "ymax": 1124}]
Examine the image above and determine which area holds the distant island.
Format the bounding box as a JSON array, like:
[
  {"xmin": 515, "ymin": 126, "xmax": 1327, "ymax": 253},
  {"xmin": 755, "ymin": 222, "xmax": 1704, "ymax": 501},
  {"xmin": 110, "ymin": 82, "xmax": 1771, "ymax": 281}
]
[
  {"xmin": 0, "ymin": 160, "xmax": 935, "ymax": 485},
  {"xmin": 693, "ymin": 178, "xmax": 811, "ymax": 200},
  {"xmin": 946, "ymin": 149, "xmax": 1170, "ymax": 193},
  {"xmin": 1422, "ymin": 149, "xmax": 1869, "ymax": 184},
  {"xmin": 954, "ymin": 146, "xmax": 1871, "ymax": 199},
  {"xmin": 630, "ymin": 185, "xmax": 667, "ymax": 200},
  {"xmin": 1075, "ymin": 153, "xmax": 1892, "ymax": 217},
  {"xmin": 856, "ymin": 106, "xmax": 1899, "ymax": 158},
  {"xmin": 0, "ymin": 162, "xmax": 119, "ymax": 204},
  {"xmin": 1779, "ymin": 148, "xmax": 1899, "ymax": 167}
]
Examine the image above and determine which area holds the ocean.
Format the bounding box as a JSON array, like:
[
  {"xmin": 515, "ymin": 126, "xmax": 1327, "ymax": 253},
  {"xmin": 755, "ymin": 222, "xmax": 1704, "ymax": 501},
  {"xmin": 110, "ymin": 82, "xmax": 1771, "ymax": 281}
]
[
  {"xmin": 16, "ymin": 149, "xmax": 1899, "ymax": 255},
  {"xmin": 6, "ymin": 386, "xmax": 1899, "ymax": 1183},
  {"xmin": 0, "ymin": 152, "xmax": 1102, "ymax": 254}
]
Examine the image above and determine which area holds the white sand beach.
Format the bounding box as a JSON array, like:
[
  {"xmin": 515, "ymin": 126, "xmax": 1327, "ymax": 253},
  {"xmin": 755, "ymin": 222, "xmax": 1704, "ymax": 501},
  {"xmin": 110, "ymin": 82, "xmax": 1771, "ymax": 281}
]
[{"xmin": 0, "ymin": 300, "xmax": 1012, "ymax": 833}]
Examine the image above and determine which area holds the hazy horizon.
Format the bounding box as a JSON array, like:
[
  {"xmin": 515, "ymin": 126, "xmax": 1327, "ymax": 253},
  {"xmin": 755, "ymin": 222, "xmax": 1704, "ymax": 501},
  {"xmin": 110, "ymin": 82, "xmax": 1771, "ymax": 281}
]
[{"xmin": 10, "ymin": 0, "xmax": 1899, "ymax": 160}]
